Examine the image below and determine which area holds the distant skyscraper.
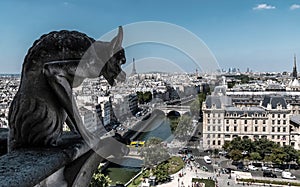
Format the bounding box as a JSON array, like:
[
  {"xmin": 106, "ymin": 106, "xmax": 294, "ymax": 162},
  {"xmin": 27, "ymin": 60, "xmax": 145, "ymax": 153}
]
[
  {"xmin": 130, "ymin": 58, "xmax": 137, "ymax": 76},
  {"xmin": 293, "ymin": 54, "xmax": 298, "ymax": 79}
]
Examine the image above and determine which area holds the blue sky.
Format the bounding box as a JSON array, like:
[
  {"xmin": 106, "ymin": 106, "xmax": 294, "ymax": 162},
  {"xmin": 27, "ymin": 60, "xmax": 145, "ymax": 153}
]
[{"xmin": 1, "ymin": 0, "xmax": 300, "ymax": 73}]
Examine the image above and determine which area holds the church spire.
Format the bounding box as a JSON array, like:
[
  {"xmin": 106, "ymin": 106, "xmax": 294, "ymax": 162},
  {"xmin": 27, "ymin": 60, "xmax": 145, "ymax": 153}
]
[{"xmin": 293, "ymin": 54, "xmax": 297, "ymax": 79}]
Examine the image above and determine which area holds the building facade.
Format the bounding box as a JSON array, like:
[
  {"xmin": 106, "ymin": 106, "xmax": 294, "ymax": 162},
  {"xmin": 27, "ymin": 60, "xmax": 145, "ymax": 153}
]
[{"xmin": 202, "ymin": 86, "xmax": 295, "ymax": 150}]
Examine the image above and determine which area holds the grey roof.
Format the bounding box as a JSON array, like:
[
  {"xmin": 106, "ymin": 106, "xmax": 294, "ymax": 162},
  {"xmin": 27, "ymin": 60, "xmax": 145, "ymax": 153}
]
[
  {"xmin": 290, "ymin": 115, "xmax": 300, "ymax": 127},
  {"xmin": 225, "ymin": 106, "xmax": 266, "ymax": 115},
  {"xmin": 261, "ymin": 95, "xmax": 287, "ymax": 109},
  {"xmin": 213, "ymin": 86, "xmax": 226, "ymax": 95},
  {"xmin": 205, "ymin": 95, "xmax": 232, "ymax": 108}
]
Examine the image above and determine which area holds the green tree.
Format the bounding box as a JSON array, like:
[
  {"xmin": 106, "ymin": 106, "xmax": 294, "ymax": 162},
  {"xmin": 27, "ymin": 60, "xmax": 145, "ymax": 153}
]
[
  {"xmin": 269, "ymin": 147, "xmax": 287, "ymax": 164},
  {"xmin": 174, "ymin": 115, "xmax": 194, "ymax": 140},
  {"xmin": 153, "ymin": 162, "xmax": 169, "ymax": 182},
  {"xmin": 222, "ymin": 141, "xmax": 231, "ymax": 152},
  {"xmin": 190, "ymin": 92, "xmax": 207, "ymax": 116},
  {"xmin": 250, "ymin": 152, "xmax": 262, "ymax": 162},
  {"xmin": 139, "ymin": 137, "xmax": 170, "ymax": 168},
  {"xmin": 190, "ymin": 98, "xmax": 200, "ymax": 115},
  {"xmin": 229, "ymin": 149, "xmax": 243, "ymax": 161},
  {"xmin": 90, "ymin": 165, "xmax": 112, "ymax": 187},
  {"xmin": 283, "ymin": 145, "xmax": 298, "ymax": 163},
  {"xmin": 253, "ymin": 138, "xmax": 278, "ymax": 159}
]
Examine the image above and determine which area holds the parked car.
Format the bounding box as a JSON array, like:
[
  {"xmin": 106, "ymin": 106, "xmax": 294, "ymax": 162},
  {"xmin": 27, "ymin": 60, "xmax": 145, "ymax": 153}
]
[
  {"xmin": 221, "ymin": 168, "xmax": 234, "ymax": 174},
  {"xmin": 237, "ymin": 163, "xmax": 244, "ymax": 170},
  {"xmin": 262, "ymin": 166, "xmax": 272, "ymax": 171},
  {"xmin": 282, "ymin": 171, "xmax": 296, "ymax": 180},
  {"xmin": 204, "ymin": 156, "xmax": 212, "ymax": 164},
  {"xmin": 242, "ymin": 167, "xmax": 249, "ymax": 172},
  {"xmin": 273, "ymin": 168, "xmax": 283, "ymax": 172},
  {"xmin": 248, "ymin": 165, "xmax": 259, "ymax": 171},
  {"xmin": 251, "ymin": 162, "xmax": 262, "ymax": 168},
  {"xmin": 263, "ymin": 170, "xmax": 277, "ymax": 178},
  {"xmin": 232, "ymin": 161, "xmax": 242, "ymax": 166}
]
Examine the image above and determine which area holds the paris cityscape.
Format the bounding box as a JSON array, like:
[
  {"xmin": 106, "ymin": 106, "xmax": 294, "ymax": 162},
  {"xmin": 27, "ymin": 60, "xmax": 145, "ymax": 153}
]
[
  {"xmin": 1, "ymin": 1, "xmax": 300, "ymax": 187},
  {"xmin": 2, "ymin": 57, "xmax": 300, "ymax": 186}
]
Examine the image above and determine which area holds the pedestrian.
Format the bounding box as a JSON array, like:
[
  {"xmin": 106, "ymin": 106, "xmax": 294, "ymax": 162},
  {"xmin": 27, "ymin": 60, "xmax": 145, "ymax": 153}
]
[{"xmin": 227, "ymin": 181, "xmax": 230, "ymax": 185}]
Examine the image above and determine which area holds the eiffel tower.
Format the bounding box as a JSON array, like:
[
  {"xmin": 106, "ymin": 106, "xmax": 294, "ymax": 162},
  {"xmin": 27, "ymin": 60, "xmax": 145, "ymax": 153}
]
[{"xmin": 130, "ymin": 58, "xmax": 137, "ymax": 76}]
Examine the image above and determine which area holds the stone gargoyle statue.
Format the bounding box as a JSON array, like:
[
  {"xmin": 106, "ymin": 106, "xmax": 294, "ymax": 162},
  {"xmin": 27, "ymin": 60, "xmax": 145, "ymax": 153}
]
[{"xmin": 8, "ymin": 26, "xmax": 126, "ymax": 151}]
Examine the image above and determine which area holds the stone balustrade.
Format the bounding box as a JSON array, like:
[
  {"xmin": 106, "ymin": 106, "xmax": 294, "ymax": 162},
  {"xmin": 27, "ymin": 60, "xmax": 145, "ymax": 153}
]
[{"xmin": 0, "ymin": 129, "xmax": 105, "ymax": 187}]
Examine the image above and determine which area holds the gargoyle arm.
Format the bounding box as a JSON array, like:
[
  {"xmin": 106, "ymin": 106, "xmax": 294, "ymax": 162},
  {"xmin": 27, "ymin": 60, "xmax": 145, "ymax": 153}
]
[{"xmin": 43, "ymin": 60, "xmax": 95, "ymax": 144}]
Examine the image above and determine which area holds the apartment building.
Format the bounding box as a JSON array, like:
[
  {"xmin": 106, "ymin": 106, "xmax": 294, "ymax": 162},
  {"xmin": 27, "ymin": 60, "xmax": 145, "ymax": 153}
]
[{"xmin": 202, "ymin": 86, "xmax": 296, "ymax": 150}]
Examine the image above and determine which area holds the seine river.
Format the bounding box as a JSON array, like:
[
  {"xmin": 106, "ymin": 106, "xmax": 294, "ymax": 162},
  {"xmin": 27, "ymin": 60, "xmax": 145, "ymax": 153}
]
[{"xmin": 106, "ymin": 112, "xmax": 175, "ymax": 185}]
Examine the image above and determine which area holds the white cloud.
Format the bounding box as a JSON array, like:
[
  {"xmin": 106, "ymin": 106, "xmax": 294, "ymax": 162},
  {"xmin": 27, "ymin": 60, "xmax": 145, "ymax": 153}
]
[
  {"xmin": 290, "ymin": 4, "xmax": 300, "ymax": 10},
  {"xmin": 253, "ymin": 4, "xmax": 276, "ymax": 10}
]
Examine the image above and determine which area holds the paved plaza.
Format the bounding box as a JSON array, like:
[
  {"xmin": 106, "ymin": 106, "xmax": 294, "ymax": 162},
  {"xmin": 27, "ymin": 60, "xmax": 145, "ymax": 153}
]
[
  {"xmin": 156, "ymin": 161, "xmax": 298, "ymax": 187},
  {"xmin": 157, "ymin": 162, "xmax": 242, "ymax": 187}
]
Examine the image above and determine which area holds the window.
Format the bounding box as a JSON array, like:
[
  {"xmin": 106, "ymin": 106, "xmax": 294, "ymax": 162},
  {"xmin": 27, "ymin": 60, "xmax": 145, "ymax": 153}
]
[
  {"xmin": 226, "ymin": 126, "xmax": 229, "ymax": 132},
  {"xmin": 283, "ymin": 114, "xmax": 286, "ymax": 118},
  {"xmin": 291, "ymin": 142, "xmax": 295, "ymax": 146},
  {"xmin": 263, "ymin": 120, "xmax": 266, "ymax": 124},
  {"xmin": 213, "ymin": 113, "xmax": 215, "ymax": 117},
  {"xmin": 213, "ymin": 134, "xmax": 215, "ymax": 138},
  {"xmin": 208, "ymin": 126, "xmax": 210, "ymax": 131},
  {"xmin": 283, "ymin": 127, "xmax": 286, "ymax": 132},
  {"xmin": 272, "ymin": 120, "xmax": 275, "ymax": 125},
  {"xmin": 255, "ymin": 120, "xmax": 258, "ymax": 124},
  {"xmin": 255, "ymin": 126, "xmax": 258, "ymax": 132},
  {"xmin": 234, "ymin": 126, "xmax": 237, "ymax": 132},
  {"xmin": 213, "ymin": 140, "xmax": 215, "ymax": 145},
  {"xmin": 218, "ymin": 126, "xmax": 221, "ymax": 131},
  {"xmin": 244, "ymin": 126, "xmax": 247, "ymax": 132},
  {"xmin": 218, "ymin": 119, "xmax": 221, "ymax": 124},
  {"xmin": 207, "ymin": 134, "xmax": 210, "ymax": 138},
  {"xmin": 213, "ymin": 126, "xmax": 216, "ymax": 131},
  {"xmin": 278, "ymin": 114, "xmax": 280, "ymax": 118},
  {"xmin": 213, "ymin": 119, "xmax": 215, "ymax": 124},
  {"xmin": 207, "ymin": 119, "xmax": 210, "ymax": 124},
  {"xmin": 225, "ymin": 134, "xmax": 230, "ymax": 138},
  {"xmin": 277, "ymin": 127, "xmax": 280, "ymax": 132},
  {"xmin": 277, "ymin": 135, "xmax": 280, "ymax": 139},
  {"xmin": 283, "ymin": 120, "xmax": 286, "ymax": 125},
  {"xmin": 283, "ymin": 142, "xmax": 286, "ymax": 146},
  {"xmin": 207, "ymin": 140, "xmax": 210, "ymax": 145},
  {"xmin": 208, "ymin": 113, "xmax": 210, "ymax": 118},
  {"xmin": 272, "ymin": 114, "xmax": 275, "ymax": 118},
  {"xmin": 226, "ymin": 119, "xmax": 229, "ymax": 124},
  {"xmin": 263, "ymin": 126, "xmax": 266, "ymax": 132},
  {"xmin": 234, "ymin": 119, "xmax": 237, "ymax": 124},
  {"xmin": 272, "ymin": 127, "xmax": 275, "ymax": 132},
  {"xmin": 218, "ymin": 140, "xmax": 221, "ymax": 145},
  {"xmin": 218, "ymin": 134, "xmax": 221, "ymax": 138},
  {"xmin": 218, "ymin": 113, "xmax": 221, "ymax": 117},
  {"xmin": 272, "ymin": 135, "xmax": 275, "ymax": 139},
  {"xmin": 244, "ymin": 120, "xmax": 247, "ymax": 124},
  {"xmin": 277, "ymin": 120, "xmax": 280, "ymax": 125}
]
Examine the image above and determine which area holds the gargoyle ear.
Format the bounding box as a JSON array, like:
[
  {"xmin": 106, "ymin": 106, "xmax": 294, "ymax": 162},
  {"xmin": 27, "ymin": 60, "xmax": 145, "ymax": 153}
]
[{"xmin": 110, "ymin": 26, "xmax": 123, "ymax": 52}]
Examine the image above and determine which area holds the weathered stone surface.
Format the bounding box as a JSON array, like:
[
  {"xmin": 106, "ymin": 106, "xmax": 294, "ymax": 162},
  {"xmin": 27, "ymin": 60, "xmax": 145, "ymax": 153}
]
[{"xmin": 0, "ymin": 134, "xmax": 90, "ymax": 187}]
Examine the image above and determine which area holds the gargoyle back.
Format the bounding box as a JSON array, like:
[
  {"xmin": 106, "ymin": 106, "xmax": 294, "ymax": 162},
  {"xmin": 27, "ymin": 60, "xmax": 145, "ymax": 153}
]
[{"xmin": 22, "ymin": 30, "xmax": 96, "ymax": 73}]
